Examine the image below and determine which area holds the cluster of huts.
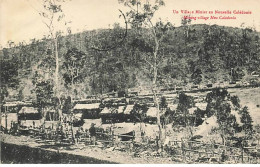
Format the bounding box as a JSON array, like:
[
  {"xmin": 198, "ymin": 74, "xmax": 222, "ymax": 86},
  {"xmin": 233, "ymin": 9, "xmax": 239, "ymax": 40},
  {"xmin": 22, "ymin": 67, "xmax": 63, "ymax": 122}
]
[
  {"xmin": 0, "ymin": 93, "xmax": 210, "ymax": 143},
  {"xmin": 0, "ymin": 98, "xmax": 163, "ymax": 132}
]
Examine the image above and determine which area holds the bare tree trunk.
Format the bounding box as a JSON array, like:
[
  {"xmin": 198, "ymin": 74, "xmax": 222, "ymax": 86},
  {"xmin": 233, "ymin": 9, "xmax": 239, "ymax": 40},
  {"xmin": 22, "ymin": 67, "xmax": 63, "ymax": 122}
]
[
  {"xmin": 54, "ymin": 37, "xmax": 59, "ymax": 96},
  {"xmin": 53, "ymin": 36, "xmax": 63, "ymax": 120},
  {"xmin": 152, "ymin": 37, "xmax": 163, "ymax": 143}
]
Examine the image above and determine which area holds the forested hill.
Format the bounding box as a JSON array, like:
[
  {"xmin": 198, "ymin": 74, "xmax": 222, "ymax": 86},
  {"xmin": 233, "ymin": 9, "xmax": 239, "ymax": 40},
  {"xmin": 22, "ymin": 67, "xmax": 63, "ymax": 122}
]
[{"xmin": 1, "ymin": 24, "xmax": 260, "ymax": 101}]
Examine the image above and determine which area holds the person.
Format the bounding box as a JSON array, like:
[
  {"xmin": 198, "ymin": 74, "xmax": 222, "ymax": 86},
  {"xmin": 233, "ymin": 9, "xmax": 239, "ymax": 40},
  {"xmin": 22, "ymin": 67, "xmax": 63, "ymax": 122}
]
[
  {"xmin": 75, "ymin": 128, "xmax": 80, "ymax": 144},
  {"xmin": 89, "ymin": 123, "xmax": 96, "ymax": 145},
  {"xmin": 33, "ymin": 121, "xmax": 35, "ymax": 129}
]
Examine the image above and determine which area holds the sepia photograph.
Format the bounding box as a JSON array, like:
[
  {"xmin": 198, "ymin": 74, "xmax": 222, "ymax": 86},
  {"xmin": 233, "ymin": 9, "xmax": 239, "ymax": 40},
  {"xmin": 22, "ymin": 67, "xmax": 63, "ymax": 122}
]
[{"xmin": 1, "ymin": 0, "xmax": 260, "ymax": 164}]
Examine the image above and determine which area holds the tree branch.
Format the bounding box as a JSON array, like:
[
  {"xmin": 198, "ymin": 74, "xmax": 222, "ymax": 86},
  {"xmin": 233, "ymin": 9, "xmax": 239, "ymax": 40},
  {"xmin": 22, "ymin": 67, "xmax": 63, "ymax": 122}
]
[{"xmin": 144, "ymin": 58, "xmax": 153, "ymax": 67}]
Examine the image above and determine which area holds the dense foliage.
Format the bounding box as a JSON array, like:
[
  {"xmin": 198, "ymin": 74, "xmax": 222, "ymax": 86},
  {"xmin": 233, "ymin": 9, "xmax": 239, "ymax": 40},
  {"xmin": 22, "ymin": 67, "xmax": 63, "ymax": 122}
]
[{"xmin": 1, "ymin": 24, "xmax": 260, "ymax": 103}]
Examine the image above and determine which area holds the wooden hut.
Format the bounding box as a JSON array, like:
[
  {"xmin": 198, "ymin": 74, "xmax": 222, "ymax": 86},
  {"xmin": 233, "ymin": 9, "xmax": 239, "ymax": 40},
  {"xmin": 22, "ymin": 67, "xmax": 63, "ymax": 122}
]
[
  {"xmin": 100, "ymin": 106, "xmax": 125, "ymax": 124},
  {"xmin": 73, "ymin": 103, "xmax": 101, "ymax": 119},
  {"xmin": 73, "ymin": 103, "xmax": 102, "ymax": 128},
  {"xmin": 18, "ymin": 107, "xmax": 42, "ymax": 130}
]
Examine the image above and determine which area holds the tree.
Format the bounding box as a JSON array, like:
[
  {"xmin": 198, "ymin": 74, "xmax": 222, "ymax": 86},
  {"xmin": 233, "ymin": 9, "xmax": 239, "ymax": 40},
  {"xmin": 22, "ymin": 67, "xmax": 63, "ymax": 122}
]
[
  {"xmin": 62, "ymin": 96, "xmax": 72, "ymax": 114},
  {"xmin": 32, "ymin": 71, "xmax": 54, "ymax": 115},
  {"xmin": 62, "ymin": 48, "xmax": 88, "ymax": 96},
  {"xmin": 27, "ymin": 0, "xmax": 71, "ymax": 120},
  {"xmin": 119, "ymin": 0, "xmax": 173, "ymax": 141},
  {"xmin": 174, "ymin": 92, "xmax": 195, "ymax": 138},
  {"xmin": 181, "ymin": 16, "xmax": 192, "ymax": 44},
  {"xmin": 239, "ymin": 106, "xmax": 253, "ymax": 138},
  {"xmin": 130, "ymin": 103, "xmax": 149, "ymax": 139},
  {"xmin": 0, "ymin": 58, "xmax": 19, "ymax": 103},
  {"xmin": 191, "ymin": 68, "xmax": 203, "ymax": 85},
  {"xmin": 230, "ymin": 67, "xmax": 246, "ymax": 81},
  {"xmin": 205, "ymin": 88, "xmax": 241, "ymax": 145},
  {"xmin": 131, "ymin": 103, "xmax": 148, "ymax": 122},
  {"xmin": 31, "ymin": 0, "xmax": 70, "ymax": 98},
  {"xmin": 159, "ymin": 96, "xmax": 168, "ymax": 110},
  {"xmin": 230, "ymin": 95, "xmax": 240, "ymax": 108}
]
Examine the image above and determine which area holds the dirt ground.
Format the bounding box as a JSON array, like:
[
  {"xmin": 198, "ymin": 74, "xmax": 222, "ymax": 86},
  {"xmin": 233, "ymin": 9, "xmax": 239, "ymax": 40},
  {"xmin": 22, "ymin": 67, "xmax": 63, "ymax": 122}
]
[
  {"xmin": 1, "ymin": 87, "xmax": 259, "ymax": 164},
  {"xmin": 0, "ymin": 133, "xmax": 175, "ymax": 164}
]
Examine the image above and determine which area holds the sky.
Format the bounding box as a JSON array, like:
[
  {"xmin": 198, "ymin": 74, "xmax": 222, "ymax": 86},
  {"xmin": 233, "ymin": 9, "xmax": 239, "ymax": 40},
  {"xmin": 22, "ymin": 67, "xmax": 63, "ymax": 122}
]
[{"xmin": 1, "ymin": 0, "xmax": 260, "ymax": 47}]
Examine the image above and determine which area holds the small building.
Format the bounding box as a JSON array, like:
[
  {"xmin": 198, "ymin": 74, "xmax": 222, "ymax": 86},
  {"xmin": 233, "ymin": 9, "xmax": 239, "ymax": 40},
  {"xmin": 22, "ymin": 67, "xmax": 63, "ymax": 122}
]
[
  {"xmin": 2, "ymin": 101, "xmax": 32, "ymax": 113},
  {"xmin": 1, "ymin": 101, "xmax": 32, "ymax": 130},
  {"xmin": 18, "ymin": 107, "xmax": 42, "ymax": 129},
  {"xmin": 1, "ymin": 103, "xmax": 18, "ymax": 130},
  {"xmin": 73, "ymin": 103, "xmax": 101, "ymax": 119},
  {"xmin": 100, "ymin": 106, "xmax": 125, "ymax": 124},
  {"xmin": 1, "ymin": 112, "xmax": 18, "ymax": 131},
  {"xmin": 73, "ymin": 103, "xmax": 101, "ymax": 128}
]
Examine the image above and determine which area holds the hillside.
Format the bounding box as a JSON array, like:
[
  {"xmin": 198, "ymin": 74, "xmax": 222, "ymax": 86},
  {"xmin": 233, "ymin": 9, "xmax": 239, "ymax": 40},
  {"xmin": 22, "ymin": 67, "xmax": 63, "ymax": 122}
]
[{"xmin": 1, "ymin": 24, "xmax": 260, "ymax": 102}]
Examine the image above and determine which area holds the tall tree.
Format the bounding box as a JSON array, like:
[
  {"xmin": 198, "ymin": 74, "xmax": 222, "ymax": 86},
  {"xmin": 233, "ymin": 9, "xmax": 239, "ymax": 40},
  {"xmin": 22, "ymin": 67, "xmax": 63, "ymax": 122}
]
[
  {"xmin": 31, "ymin": 0, "xmax": 69, "ymax": 98},
  {"xmin": 27, "ymin": 0, "xmax": 71, "ymax": 120},
  {"xmin": 119, "ymin": 0, "xmax": 173, "ymax": 141}
]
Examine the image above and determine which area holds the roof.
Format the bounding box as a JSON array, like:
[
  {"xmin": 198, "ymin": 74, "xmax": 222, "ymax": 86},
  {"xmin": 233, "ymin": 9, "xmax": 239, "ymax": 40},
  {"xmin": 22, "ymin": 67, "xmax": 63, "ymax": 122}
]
[
  {"xmin": 100, "ymin": 107, "xmax": 110, "ymax": 114},
  {"xmin": 3, "ymin": 103, "xmax": 18, "ymax": 107},
  {"xmin": 118, "ymin": 106, "xmax": 125, "ymax": 114},
  {"xmin": 73, "ymin": 103, "xmax": 100, "ymax": 110},
  {"xmin": 100, "ymin": 106, "xmax": 125, "ymax": 115},
  {"xmin": 124, "ymin": 105, "xmax": 134, "ymax": 114},
  {"xmin": 146, "ymin": 107, "xmax": 158, "ymax": 117},
  {"xmin": 3, "ymin": 101, "xmax": 32, "ymax": 107},
  {"xmin": 18, "ymin": 107, "xmax": 38, "ymax": 114}
]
